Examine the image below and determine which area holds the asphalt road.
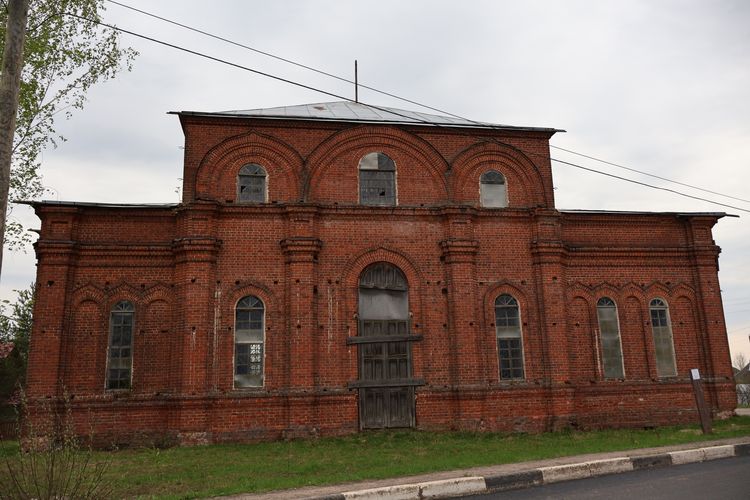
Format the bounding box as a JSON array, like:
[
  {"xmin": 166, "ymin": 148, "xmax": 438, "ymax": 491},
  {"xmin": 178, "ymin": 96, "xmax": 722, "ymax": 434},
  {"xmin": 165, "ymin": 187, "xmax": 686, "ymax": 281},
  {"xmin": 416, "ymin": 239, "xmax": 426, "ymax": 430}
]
[{"xmin": 467, "ymin": 455, "xmax": 750, "ymax": 499}]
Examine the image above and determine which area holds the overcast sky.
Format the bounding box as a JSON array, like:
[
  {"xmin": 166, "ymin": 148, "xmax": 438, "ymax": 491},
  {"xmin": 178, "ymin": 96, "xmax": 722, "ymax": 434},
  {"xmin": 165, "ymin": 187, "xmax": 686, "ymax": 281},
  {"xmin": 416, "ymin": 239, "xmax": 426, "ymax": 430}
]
[{"xmin": 3, "ymin": 0, "xmax": 749, "ymax": 362}]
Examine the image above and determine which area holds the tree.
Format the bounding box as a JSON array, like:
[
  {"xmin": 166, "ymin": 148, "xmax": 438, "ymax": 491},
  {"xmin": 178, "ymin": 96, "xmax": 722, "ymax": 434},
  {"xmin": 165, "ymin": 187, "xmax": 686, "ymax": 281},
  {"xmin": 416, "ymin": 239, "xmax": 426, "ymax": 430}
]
[
  {"xmin": 0, "ymin": 283, "xmax": 32, "ymax": 402},
  {"xmin": 0, "ymin": 0, "xmax": 136, "ymax": 252},
  {"xmin": 733, "ymin": 352, "xmax": 748, "ymax": 371}
]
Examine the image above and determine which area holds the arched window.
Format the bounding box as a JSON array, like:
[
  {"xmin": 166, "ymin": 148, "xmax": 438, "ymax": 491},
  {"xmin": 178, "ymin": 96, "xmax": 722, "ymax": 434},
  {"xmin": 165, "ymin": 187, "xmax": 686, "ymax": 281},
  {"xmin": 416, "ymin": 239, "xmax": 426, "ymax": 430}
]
[
  {"xmin": 237, "ymin": 163, "xmax": 267, "ymax": 202},
  {"xmin": 107, "ymin": 301, "xmax": 134, "ymax": 390},
  {"xmin": 596, "ymin": 297, "xmax": 624, "ymax": 378},
  {"xmin": 480, "ymin": 170, "xmax": 507, "ymax": 208},
  {"xmin": 359, "ymin": 152, "xmax": 396, "ymax": 206},
  {"xmin": 235, "ymin": 295, "xmax": 265, "ymax": 387},
  {"xmin": 649, "ymin": 298, "xmax": 677, "ymax": 377},
  {"xmin": 494, "ymin": 294, "xmax": 524, "ymax": 379}
]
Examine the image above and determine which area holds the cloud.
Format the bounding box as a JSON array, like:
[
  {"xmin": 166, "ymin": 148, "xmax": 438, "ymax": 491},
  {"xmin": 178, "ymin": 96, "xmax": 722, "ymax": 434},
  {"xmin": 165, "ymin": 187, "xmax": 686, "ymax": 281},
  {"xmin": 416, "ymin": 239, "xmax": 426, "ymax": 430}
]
[{"xmin": 4, "ymin": 0, "xmax": 749, "ymax": 360}]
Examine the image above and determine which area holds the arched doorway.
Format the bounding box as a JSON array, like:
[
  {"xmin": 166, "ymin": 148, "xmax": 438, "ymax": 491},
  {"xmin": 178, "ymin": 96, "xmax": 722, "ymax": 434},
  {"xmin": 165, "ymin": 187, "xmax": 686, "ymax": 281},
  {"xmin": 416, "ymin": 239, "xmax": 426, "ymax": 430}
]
[{"xmin": 353, "ymin": 262, "xmax": 418, "ymax": 428}]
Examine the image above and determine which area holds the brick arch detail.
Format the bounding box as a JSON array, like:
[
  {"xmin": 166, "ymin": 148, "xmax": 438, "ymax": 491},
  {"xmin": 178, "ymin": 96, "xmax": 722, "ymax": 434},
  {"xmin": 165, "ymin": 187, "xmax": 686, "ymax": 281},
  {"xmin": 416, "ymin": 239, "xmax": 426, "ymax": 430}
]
[
  {"xmin": 451, "ymin": 141, "xmax": 550, "ymax": 208},
  {"xmin": 193, "ymin": 131, "xmax": 303, "ymax": 203},
  {"xmin": 142, "ymin": 282, "xmax": 173, "ymax": 306},
  {"xmin": 105, "ymin": 283, "xmax": 141, "ymax": 312},
  {"xmin": 69, "ymin": 283, "xmax": 106, "ymax": 310},
  {"xmin": 482, "ymin": 281, "xmax": 532, "ymax": 331},
  {"xmin": 304, "ymin": 125, "xmax": 449, "ymax": 204},
  {"xmin": 227, "ymin": 282, "xmax": 276, "ymax": 311}
]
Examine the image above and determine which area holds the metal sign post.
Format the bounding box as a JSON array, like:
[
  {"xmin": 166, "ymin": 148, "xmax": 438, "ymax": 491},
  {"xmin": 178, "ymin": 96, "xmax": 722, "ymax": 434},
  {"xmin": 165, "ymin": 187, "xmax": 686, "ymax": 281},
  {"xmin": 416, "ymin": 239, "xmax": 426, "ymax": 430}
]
[{"xmin": 690, "ymin": 368, "xmax": 712, "ymax": 434}]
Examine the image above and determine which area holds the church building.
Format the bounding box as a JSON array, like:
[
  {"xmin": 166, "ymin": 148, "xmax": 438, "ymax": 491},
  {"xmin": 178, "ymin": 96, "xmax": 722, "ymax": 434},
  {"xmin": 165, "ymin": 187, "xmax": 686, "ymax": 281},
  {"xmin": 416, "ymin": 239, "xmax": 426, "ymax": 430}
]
[{"xmin": 24, "ymin": 101, "xmax": 736, "ymax": 445}]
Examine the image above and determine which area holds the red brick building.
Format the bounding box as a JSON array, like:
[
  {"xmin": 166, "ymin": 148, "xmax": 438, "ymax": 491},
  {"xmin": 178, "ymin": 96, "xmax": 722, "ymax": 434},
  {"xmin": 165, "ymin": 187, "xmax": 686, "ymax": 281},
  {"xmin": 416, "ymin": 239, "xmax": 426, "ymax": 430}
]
[{"xmin": 25, "ymin": 102, "xmax": 736, "ymax": 445}]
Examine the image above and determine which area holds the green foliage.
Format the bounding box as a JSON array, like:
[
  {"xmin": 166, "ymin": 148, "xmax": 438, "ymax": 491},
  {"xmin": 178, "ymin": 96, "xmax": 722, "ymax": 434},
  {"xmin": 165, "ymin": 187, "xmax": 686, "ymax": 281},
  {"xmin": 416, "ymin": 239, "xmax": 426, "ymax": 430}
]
[
  {"xmin": 0, "ymin": 395, "xmax": 113, "ymax": 499},
  {"xmin": 2, "ymin": 416, "xmax": 749, "ymax": 498},
  {"xmin": 0, "ymin": 0, "xmax": 137, "ymax": 249},
  {"xmin": 0, "ymin": 284, "xmax": 34, "ymax": 401}
]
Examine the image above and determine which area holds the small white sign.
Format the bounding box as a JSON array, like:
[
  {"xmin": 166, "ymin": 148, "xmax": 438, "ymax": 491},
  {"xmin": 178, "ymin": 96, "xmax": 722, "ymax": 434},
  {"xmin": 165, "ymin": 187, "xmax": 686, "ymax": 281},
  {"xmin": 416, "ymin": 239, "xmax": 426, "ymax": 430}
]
[{"xmin": 690, "ymin": 368, "xmax": 700, "ymax": 380}]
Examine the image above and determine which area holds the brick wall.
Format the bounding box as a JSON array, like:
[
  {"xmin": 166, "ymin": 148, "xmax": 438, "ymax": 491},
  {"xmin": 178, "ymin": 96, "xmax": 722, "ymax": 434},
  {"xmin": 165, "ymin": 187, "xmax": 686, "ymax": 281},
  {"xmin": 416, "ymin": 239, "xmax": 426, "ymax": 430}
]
[{"xmin": 24, "ymin": 115, "xmax": 735, "ymax": 446}]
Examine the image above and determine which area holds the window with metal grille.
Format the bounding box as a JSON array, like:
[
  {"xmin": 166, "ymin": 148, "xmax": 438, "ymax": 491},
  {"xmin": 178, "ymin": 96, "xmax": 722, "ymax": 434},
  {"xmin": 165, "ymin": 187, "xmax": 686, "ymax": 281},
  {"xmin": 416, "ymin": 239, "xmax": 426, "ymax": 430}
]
[
  {"xmin": 480, "ymin": 170, "xmax": 507, "ymax": 208},
  {"xmin": 107, "ymin": 301, "xmax": 134, "ymax": 390},
  {"xmin": 359, "ymin": 152, "xmax": 396, "ymax": 206},
  {"xmin": 649, "ymin": 298, "xmax": 677, "ymax": 377},
  {"xmin": 495, "ymin": 294, "xmax": 525, "ymax": 379},
  {"xmin": 237, "ymin": 163, "xmax": 267, "ymax": 202},
  {"xmin": 596, "ymin": 297, "xmax": 625, "ymax": 378},
  {"xmin": 235, "ymin": 295, "xmax": 264, "ymax": 387}
]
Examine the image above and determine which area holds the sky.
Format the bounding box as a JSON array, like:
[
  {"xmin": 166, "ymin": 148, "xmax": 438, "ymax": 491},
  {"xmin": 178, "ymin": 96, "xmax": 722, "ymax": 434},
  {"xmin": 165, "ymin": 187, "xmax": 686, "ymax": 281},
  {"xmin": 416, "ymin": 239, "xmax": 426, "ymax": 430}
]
[{"xmin": 2, "ymin": 0, "xmax": 749, "ymax": 363}]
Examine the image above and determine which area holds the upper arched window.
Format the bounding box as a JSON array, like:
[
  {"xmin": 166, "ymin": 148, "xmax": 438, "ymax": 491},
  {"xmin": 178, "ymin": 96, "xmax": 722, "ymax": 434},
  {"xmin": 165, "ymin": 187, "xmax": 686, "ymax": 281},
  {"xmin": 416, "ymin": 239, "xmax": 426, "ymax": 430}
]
[
  {"xmin": 596, "ymin": 297, "xmax": 624, "ymax": 378},
  {"xmin": 107, "ymin": 300, "xmax": 134, "ymax": 390},
  {"xmin": 359, "ymin": 152, "xmax": 396, "ymax": 206},
  {"xmin": 649, "ymin": 298, "xmax": 677, "ymax": 377},
  {"xmin": 358, "ymin": 263, "xmax": 409, "ymax": 331},
  {"xmin": 235, "ymin": 295, "xmax": 265, "ymax": 387},
  {"xmin": 494, "ymin": 294, "xmax": 524, "ymax": 379},
  {"xmin": 237, "ymin": 163, "xmax": 267, "ymax": 202},
  {"xmin": 480, "ymin": 170, "xmax": 507, "ymax": 208}
]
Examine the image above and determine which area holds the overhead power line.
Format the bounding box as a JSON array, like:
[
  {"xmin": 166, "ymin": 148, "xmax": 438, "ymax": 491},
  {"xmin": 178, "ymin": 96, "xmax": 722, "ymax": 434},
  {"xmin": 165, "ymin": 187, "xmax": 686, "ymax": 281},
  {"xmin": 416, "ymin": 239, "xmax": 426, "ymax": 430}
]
[
  {"xmin": 68, "ymin": 11, "xmax": 750, "ymax": 214},
  {"xmin": 551, "ymin": 158, "xmax": 749, "ymax": 214},
  {"xmin": 105, "ymin": 0, "xmax": 469, "ymax": 120},
  {"xmin": 105, "ymin": 0, "xmax": 750, "ymax": 208},
  {"xmin": 550, "ymin": 145, "xmax": 750, "ymax": 204}
]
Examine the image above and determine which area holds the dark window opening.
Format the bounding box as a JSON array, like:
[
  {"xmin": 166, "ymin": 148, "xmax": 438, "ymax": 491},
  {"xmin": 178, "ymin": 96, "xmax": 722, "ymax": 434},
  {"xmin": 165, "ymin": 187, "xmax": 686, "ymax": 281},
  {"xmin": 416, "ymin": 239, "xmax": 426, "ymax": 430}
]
[
  {"xmin": 238, "ymin": 163, "xmax": 267, "ymax": 203},
  {"xmin": 107, "ymin": 301, "xmax": 134, "ymax": 390},
  {"xmin": 235, "ymin": 295, "xmax": 265, "ymax": 387},
  {"xmin": 359, "ymin": 152, "xmax": 396, "ymax": 206},
  {"xmin": 494, "ymin": 294, "xmax": 524, "ymax": 380}
]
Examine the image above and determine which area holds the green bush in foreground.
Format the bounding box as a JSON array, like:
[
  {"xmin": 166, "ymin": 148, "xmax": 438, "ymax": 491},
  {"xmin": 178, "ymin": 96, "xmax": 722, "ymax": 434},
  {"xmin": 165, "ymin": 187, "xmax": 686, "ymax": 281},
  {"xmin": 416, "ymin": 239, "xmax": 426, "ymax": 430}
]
[{"xmin": 1, "ymin": 416, "xmax": 749, "ymax": 499}]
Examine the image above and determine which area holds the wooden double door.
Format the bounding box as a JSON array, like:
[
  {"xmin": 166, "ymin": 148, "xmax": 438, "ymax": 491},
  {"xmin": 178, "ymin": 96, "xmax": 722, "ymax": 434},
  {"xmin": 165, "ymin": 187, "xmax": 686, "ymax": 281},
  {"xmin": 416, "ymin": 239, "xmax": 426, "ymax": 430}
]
[
  {"xmin": 355, "ymin": 319, "xmax": 417, "ymax": 429},
  {"xmin": 353, "ymin": 263, "xmax": 421, "ymax": 429}
]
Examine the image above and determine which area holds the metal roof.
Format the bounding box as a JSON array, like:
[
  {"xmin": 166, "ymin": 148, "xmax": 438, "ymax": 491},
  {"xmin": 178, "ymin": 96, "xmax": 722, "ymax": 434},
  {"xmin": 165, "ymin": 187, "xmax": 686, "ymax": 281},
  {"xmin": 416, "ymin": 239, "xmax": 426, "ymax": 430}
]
[
  {"xmin": 172, "ymin": 101, "xmax": 562, "ymax": 133},
  {"xmin": 560, "ymin": 209, "xmax": 735, "ymax": 218},
  {"xmin": 22, "ymin": 200, "xmax": 178, "ymax": 209}
]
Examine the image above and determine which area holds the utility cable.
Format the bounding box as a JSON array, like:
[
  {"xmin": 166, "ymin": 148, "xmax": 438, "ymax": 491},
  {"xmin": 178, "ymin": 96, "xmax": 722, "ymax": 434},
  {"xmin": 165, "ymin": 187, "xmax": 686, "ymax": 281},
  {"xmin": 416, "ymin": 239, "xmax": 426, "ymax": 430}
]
[
  {"xmin": 66, "ymin": 12, "xmax": 750, "ymax": 214},
  {"xmin": 551, "ymin": 157, "xmax": 749, "ymax": 213},
  {"xmin": 104, "ymin": 0, "xmax": 472, "ymax": 121},
  {"xmin": 550, "ymin": 145, "xmax": 750, "ymax": 204},
  {"xmin": 105, "ymin": 1, "xmax": 750, "ymax": 208}
]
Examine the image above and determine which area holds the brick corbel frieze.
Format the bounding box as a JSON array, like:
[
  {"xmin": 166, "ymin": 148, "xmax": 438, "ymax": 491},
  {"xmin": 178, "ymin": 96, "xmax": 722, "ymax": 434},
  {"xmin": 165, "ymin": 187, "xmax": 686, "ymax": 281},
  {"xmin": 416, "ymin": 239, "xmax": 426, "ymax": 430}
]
[
  {"xmin": 35, "ymin": 240, "xmax": 77, "ymax": 266},
  {"xmin": 171, "ymin": 237, "xmax": 222, "ymax": 264},
  {"xmin": 439, "ymin": 239, "xmax": 479, "ymax": 264},
  {"xmin": 280, "ymin": 237, "xmax": 323, "ymax": 263}
]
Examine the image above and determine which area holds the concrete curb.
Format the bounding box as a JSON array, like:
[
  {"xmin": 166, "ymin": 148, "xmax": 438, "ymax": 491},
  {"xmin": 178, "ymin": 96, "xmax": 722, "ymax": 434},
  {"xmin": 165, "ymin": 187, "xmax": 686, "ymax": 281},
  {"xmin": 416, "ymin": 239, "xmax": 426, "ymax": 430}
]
[{"xmin": 308, "ymin": 442, "xmax": 749, "ymax": 499}]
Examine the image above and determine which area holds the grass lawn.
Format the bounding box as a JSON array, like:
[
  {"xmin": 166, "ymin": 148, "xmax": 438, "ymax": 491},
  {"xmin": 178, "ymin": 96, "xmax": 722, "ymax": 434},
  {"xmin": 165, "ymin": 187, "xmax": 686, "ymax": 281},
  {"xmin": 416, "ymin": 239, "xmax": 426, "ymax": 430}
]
[{"xmin": 1, "ymin": 416, "xmax": 749, "ymax": 499}]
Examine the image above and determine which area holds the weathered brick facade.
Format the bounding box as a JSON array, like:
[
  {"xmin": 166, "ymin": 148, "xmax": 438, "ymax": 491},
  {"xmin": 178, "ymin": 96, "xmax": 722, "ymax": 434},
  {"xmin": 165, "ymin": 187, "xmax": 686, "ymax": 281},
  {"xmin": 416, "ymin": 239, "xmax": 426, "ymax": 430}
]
[{"xmin": 25, "ymin": 102, "xmax": 735, "ymax": 446}]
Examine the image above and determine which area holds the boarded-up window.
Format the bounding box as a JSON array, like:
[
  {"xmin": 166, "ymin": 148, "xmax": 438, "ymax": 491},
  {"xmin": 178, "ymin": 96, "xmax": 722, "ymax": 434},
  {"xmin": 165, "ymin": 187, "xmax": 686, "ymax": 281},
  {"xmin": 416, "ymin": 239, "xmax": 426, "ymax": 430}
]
[
  {"xmin": 107, "ymin": 301, "xmax": 134, "ymax": 390},
  {"xmin": 650, "ymin": 298, "xmax": 677, "ymax": 377},
  {"xmin": 358, "ymin": 263, "xmax": 408, "ymax": 321},
  {"xmin": 235, "ymin": 295, "xmax": 264, "ymax": 387},
  {"xmin": 495, "ymin": 294, "xmax": 524, "ymax": 379},
  {"xmin": 237, "ymin": 163, "xmax": 267, "ymax": 202},
  {"xmin": 480, "ymin": 170, "xmax": 507, "ymax": 208},
  {"xmin": 359, "ymin": 152, "xmax": 396, "ymax": 206},
  {"xmin": 596, "ymin": 297, "xmax": 625, "ymax": 378}
]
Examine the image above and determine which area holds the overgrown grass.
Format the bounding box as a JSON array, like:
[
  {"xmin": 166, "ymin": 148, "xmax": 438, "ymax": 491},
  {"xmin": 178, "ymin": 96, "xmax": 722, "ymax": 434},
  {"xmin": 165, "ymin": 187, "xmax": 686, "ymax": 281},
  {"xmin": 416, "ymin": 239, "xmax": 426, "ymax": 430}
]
[{"xmin": 2, "ymin": 416, "xmax": 750, "ymax": 499}]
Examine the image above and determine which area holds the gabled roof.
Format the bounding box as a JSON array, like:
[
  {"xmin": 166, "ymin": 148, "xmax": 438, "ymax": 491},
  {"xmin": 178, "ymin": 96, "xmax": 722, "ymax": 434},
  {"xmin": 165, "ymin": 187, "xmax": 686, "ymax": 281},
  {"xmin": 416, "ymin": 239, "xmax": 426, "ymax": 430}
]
[{"xmin": 172, "ymin": 101, "xmax": 562, "ymax": 134}]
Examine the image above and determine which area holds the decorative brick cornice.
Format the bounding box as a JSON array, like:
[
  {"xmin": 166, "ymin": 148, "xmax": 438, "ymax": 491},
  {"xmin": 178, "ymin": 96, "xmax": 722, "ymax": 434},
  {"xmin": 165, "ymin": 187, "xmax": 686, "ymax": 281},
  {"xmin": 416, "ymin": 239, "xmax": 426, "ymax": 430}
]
[
  {"xmin": 280, "ymin": 237, "xmax": 322, "ymax": 263},
  {"xmin": 172, "ymin": 237, "xmax": 222, "ymax": 264},
  {"xmin": 35, "ymin": 240, "xmax": 76, "ymax": 265},
  {"xmin": 530, "ymin": 240, "xmax": 565, "ymax": 265},
  {"xmin": 439, "ymin": 238, "xmax": 479, "ymax": 264}
]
